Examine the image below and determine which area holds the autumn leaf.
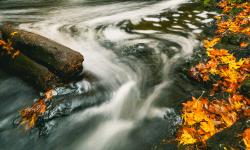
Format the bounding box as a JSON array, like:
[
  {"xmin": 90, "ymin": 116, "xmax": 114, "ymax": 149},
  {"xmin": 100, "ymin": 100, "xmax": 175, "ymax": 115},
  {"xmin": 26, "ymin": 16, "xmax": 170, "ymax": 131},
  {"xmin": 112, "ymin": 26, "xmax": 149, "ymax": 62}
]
[
  {"xmin": 0, "ymin": 36, "xmax": 21, "ymax": 59},
  {"xmin": 10, "ymin": 31, "xmax": 18, "ymax": 37},
  {"xmin": 0, "ymin": 40, "xmax": 7, "ymax": 46},
  {"xmin": 200, "ymin": 121, "xmax": 216, "ymax": 134},
  {"xmin": 177, "ymin": 1, "xmax": 250, "ymax": 148},
  {"xmin": 204, "ymin": 38, "xmax": 221, "ymax": 49},
  {"xmin": 243, "ymin": 128, "xmax": 250, "ymax": 149},
  {"xmin": 20, "ymin": 89, "xmax": 55, "ymax": 129},
  {"xmin": 240, "ymin": 42, "xmax": 249, "ymax": 48},
  {"xmin": 12, "ymin": 50, "xmax": 20, "ymax": 59},
  {"xmin": 178, "ymin": 128, "xmax": 197, "ymax": 145},
  {"xmin": 207, "ymin": 49, "xmax": 228, "ymax": 57},
  {"xmin": 244, "ymin": 109, "xmax": 250, "ymax": 117},
  {"xmin": 44, "ymin": 89, "xmax": 54, "ymax": 100},
  {"xmin": 20, "ymin": 99, "xmax": 47, "ymax": 129}
]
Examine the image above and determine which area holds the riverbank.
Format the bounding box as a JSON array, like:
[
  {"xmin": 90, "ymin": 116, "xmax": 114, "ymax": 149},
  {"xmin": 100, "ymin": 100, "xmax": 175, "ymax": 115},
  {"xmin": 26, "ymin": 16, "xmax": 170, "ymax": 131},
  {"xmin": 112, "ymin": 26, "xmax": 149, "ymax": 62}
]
[{"xmin": 177, "ymin": 0, "xmax": 250, "ymax": 149}]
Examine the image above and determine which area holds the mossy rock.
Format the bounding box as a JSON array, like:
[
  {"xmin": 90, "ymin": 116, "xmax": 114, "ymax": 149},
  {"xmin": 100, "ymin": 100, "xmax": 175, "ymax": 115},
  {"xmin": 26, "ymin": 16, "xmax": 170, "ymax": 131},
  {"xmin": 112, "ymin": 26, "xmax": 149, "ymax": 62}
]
[
  {"xmin": 221, "ymin": 33, "xmax": 250, "ymax": 46},
  {"xmin": 206, "ymin": 118, "xmax": 248, "ymax": 150},
  {"xmin": 240, "ymin": 78, "xmax": 250, "ymax": 98}
]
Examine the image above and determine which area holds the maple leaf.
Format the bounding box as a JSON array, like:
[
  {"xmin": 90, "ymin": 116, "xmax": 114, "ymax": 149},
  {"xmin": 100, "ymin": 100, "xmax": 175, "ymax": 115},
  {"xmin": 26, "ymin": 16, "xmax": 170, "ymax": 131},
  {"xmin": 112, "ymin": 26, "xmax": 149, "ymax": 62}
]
[
  {"xmin": 207, "ymin": 49, "xmax": 229, "ymax": 57},
  {"xmin": 200, "ymin": 121, "xmax": 216, "ymax": 134},
  {"xmin": 240, "ymin": 42, "xmax": 249, "ymax": 48},
  {"xmin": 244, "ymin": 109, "xmax": 250, "ymax": 117},
  {"xmin": 228, "ymin": 94, "xmax": 247, "ymax": 111},
  {"xmin": 221, "ymin": 112, "xmax": 237, "ymax": 127},
  {"xmin": 218, "ymin": 0, "xmax": 228, "ymax": 8},
  {"xmin": 204, "ymin": 38, "xmax": 221, "ymax": 49},
  {"xmin": 243, "ymin": 128, "xmax": 250, "ymax": 149},
  {"xmin": 178, "ymin": 128, "xmax": 197, "ymax": 145}
]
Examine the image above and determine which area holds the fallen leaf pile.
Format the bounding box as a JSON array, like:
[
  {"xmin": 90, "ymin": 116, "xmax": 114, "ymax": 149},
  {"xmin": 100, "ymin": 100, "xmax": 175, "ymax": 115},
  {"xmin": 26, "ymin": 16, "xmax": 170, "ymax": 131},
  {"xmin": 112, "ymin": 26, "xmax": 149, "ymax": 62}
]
[
  {"xmin": 20, "ymin": 89, "xmax": 54, "ymax": 129},
  {"xmin": 178, "ymin": 95, "xmax": 249, "ymax": 145},
  {"xmin": 0, "ymin": 32, "xmax": 20, "ymax": 59},
  {"xmin": 190, "ymin": 37, "xmax": 249, "ymax": 93},
  {"xmin": 217, "ymin": 1, "xmax": 250, "ymax": 35},
  {"xmin": 177, "ymin": 0, "xmax": 250, "ymax": 148}
]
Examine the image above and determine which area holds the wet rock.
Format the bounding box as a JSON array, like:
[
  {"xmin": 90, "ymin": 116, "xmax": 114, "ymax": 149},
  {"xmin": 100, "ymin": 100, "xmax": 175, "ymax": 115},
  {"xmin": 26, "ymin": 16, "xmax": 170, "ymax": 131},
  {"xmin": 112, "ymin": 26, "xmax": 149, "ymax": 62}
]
[
  {"xmin": 158, "ymin": 42, "xmax": 181, "ymax": 58},
  {"xmin": 202, "ymin": 19, "xmax": 218, "ymax": 38},
  {"xmin": 206, "ymin": 118, "xmax": 248, "ymax": 150},
  {"xmin": 221, "ymin": 33, "xmax": 250, "ymax": 46},
  {"xmin": 119, "ymin": 43, "xmax": 163, "ymax": 89},
  {"xmin": 119, "ymin": 43, "xmax": 162, "ymax": 77},
  {"xmin": 240, "ymin": 78, "xmax": 250, "ymax": 98}
]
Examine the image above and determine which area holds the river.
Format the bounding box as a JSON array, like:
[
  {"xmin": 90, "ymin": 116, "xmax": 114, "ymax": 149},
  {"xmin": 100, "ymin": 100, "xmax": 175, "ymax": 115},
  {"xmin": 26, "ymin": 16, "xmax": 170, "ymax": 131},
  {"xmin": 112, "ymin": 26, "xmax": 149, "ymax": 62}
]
[{"xmin": 0, "ymin": 0, "xmax": 216, "ymax": 150}]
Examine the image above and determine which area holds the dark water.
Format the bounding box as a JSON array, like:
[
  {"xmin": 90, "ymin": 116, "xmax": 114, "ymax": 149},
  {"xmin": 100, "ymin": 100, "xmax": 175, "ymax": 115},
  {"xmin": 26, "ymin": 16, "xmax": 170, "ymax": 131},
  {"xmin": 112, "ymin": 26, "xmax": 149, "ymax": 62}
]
[{"xmin": 0, "ymin": 0, "xmax": 217, "ymax": 150}]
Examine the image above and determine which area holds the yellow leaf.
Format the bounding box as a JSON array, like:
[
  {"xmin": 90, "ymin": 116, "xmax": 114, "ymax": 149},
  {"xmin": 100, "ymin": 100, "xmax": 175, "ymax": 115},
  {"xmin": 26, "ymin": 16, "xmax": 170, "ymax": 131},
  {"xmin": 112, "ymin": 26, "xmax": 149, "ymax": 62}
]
[
  {"xmin": 10, "ymin": 31, "xmax": 18, "ymax": 37},
  {"xmin": 243, "ymin": 128, "xmax": 250, "ymax": 149},
  {"xmin": 204, "ymin": 38, "xmax": 221, "ymax": 49},
  {"xmin": 240, "ymin": 42, "xmax": 249, "ymax": 48},
  {"xmin": 200, "ymin": 121, "xmax": 216, "ymax": 134},
  {"xmin": 178, "ymin": 128, "xmax": 197, "ymax": 145}
]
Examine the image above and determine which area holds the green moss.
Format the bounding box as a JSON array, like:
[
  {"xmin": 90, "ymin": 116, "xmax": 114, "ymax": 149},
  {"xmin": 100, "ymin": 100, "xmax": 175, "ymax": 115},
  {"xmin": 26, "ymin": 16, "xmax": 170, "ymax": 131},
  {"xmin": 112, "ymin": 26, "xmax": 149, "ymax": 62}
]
[
  {"xmin": 230, "ymin": 7, "xmax": 243, "ymax": 16},
  {"xmin": 199, "ymin": 0, "xmax": 246, "ymax": 7},
  {"xmin": 227, "ymin": 0, "xmax": 245, "ymax": 4},
  {"xmin": 203, "ymin": 0, "xmax": 216, "ymax": 7}
]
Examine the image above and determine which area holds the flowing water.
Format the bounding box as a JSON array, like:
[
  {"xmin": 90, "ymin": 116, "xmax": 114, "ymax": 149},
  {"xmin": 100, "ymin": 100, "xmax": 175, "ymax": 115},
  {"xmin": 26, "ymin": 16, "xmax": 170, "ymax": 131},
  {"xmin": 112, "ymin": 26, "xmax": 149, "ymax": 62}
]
[{"xmin": 0, "ymin": 1, "xmax": 217, "ymax": 150}]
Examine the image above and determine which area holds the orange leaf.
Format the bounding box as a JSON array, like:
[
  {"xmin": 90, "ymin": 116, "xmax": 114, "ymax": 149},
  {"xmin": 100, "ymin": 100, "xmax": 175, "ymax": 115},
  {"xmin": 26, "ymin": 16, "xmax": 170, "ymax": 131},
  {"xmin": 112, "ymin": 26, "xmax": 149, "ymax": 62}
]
[
  {"xmin": 243, "ymin": 128, "xmax": 250, "ymax": 149},
  {"xmin": 240, "ymin": 42, "xmax": 249, "ymax": 48}
]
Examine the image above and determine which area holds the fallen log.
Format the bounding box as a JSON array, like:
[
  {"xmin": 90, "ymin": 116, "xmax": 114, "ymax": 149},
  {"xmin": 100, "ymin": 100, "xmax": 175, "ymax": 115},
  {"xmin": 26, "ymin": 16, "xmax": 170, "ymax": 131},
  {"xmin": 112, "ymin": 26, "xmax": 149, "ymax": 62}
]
[
  {"xmin": 1, "ymin": 24, "xmax": 84, "ymax": 80},
  {"xmin": 0, "ymin": 48, "xmax": 59, "ymax": 91}
]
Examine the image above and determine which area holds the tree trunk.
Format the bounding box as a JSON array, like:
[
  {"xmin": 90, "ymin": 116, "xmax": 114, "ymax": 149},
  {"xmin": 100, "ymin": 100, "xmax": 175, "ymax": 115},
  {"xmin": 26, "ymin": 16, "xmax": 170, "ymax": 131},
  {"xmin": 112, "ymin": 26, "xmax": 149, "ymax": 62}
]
[
  {"xmin": 0, "ymin": 49, "xmax": 59, "ymax": 91},
  {"xmin": 1, "ymin": 24, "xmax": 84, "ymax": 80}
]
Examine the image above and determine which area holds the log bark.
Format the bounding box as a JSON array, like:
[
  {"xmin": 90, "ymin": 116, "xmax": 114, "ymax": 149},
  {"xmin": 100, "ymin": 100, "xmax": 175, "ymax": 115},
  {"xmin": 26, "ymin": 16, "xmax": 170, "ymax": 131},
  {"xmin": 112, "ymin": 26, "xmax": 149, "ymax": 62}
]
[
  {"xmin": 0, "ymin": 49, "xmax": 59, "ymax": 91},
  {"xmin": 1, "ymin": 24, "xmax": 84, "ymax": 80}
]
